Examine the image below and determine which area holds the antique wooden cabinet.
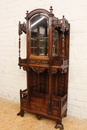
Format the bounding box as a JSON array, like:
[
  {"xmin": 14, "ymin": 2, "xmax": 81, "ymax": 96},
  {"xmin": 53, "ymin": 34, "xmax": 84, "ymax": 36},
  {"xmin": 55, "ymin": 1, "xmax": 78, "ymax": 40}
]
[{"xmin": 17, "ymin": 6, "xmax": 70, "ymax": 130}]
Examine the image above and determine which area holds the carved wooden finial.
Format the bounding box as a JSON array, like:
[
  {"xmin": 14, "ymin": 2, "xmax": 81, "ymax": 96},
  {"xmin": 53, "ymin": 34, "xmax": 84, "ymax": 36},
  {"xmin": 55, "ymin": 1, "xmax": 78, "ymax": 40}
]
[
  {"xmin": 50, "ymin": 6, "xmax": 53, "ymax": 14},
  {"xmin": 49, "ymin": 6, "xmax": 54, "ymax": 17},
  {"xmin": 63, "ymin": 15, "xmax": 64, "ymax": 18},
  {"xmin": 26, "ymin": 10, "xmax": 29, "ymax": 16},
  {"xmin": 57, "ymin": 18, "xmax": 58, "ymax": 23}
]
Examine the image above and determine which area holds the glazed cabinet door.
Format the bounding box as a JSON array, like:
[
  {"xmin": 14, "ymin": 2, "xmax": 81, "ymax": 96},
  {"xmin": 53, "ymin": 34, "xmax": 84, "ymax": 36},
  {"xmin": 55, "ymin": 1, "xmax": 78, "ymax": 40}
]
[{"xmin": 29, "ymin": 14, "xmax": 49, "ymax": 57}]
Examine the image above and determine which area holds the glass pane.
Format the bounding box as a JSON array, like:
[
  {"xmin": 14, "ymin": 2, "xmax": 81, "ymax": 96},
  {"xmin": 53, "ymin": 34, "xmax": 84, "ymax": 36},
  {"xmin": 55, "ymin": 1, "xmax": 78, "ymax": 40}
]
[
  {"xmin": 52, "ymin": 29, "xmax": 59, "ymax": 56},
  {"xmin": 30, "ymin": 15, "xmax": 48, "ymax": 56}
]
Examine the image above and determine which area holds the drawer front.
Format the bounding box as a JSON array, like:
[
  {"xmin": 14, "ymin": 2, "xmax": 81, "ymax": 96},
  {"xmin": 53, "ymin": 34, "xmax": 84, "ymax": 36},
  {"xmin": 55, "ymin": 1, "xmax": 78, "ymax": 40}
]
[
  {"xmin": 30, "ymin": 103, "xmax": 48, "ymax": 113},
  {"xmin": 22, "ymin": 101, "xmax": 60, "ymax": 117}
]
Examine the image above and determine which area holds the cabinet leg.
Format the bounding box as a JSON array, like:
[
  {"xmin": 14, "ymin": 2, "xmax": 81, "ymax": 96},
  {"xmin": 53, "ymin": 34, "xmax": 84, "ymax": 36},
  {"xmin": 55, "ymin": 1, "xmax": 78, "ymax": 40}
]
[
  {"xmin": 36, "ymin": 114, "xmax": 42, "ymax": 120},
  {"xmin": 54, "ymin": 123, "xmax": 64, "ymax": 130},
  {"xmin": 64, "ymin": 111, "xmax": 67, "ymax": 117},
  {"xmin": 17, "ymin": 109, "xmax": 24, "ymax": 117}
]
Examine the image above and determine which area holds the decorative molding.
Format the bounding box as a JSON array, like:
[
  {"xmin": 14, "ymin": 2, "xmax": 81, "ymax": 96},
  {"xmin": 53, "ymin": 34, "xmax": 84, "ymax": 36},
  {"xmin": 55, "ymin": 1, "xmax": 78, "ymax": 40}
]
[{"xmin": 31, "ymin": 66, "xmax": 47, "ymax": 74}]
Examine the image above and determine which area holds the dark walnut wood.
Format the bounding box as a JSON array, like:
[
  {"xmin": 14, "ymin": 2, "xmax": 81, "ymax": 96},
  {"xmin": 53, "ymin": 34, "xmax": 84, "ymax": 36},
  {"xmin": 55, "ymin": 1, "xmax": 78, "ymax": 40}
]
[{"xmin": 17, "ymin": 6, "xmax": 70, "ymax": 130}]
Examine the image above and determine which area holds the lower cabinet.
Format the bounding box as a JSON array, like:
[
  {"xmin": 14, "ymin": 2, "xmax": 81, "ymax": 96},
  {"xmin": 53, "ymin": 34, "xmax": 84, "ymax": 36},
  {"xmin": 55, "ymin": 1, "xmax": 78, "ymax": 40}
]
[{"xmin": 18, "ymin": 89, "xmax": 67, "ymax": 129}]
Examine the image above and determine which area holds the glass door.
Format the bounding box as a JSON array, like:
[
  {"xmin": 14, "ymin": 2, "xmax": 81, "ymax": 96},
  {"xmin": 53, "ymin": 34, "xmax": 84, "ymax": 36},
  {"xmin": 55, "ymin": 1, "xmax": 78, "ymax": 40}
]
[
  {"xmin": 52, "ymin": 29, "xmax": 59, "ymax": 56},
  {"xmin": 30, "ymin": 15, "xmax": 48, "ymax": 56}
]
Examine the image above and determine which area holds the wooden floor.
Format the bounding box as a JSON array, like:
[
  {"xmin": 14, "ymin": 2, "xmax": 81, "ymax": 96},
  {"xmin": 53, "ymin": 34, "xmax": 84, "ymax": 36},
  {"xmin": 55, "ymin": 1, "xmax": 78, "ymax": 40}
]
[{"xmin": 0, "ymin": 98, "xmax": 87, "ymax": 130}]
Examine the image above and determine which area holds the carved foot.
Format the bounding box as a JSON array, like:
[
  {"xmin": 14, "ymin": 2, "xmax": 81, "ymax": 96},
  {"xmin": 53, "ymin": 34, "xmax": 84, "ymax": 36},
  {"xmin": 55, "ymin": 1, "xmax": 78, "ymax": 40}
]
[
  {"xmin": 17, "ymin": 109, "xmax": 24, "ymax": 117},
  {"xmin": 64, "ymin": 113, "xmax": 67, "ymax": 117},
  {"xmin": 54, "ymin": 123, "xmax": 64, "ymax": 130},
  {"xmin": 36, "ymin": 114, "xmax": 42, "ymax": 120},
  {"xmin": 64, "ymin": 112, "xmax": 67, "ymax": 117}
]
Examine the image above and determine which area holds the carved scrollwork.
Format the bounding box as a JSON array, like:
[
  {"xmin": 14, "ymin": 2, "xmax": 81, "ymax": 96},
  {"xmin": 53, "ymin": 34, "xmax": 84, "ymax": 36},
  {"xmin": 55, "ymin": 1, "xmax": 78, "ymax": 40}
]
[
  {"xmin": 52, "ymin": 16, "xmax": 70, "ymax": 33},
  {"xmin": 59, "ymin": 68, "xmax": 68, "ymax": 73},
  {"xmin": 62, "ymin": 16, "xmax": 70, "ymax": 32},
  {"xmin": 19, "ymin": 21, "xmax": 26, "ymax": 35},
  {"xmin": 31, "ymin": 66, "xmax": 47, "ymax": 74},
  {"xmin": 23, "ymin": 66, "xmax": 30, "ymax": 71},
  {"xmin": 52, "ymin": 18, "xmax": 61, "ymax": 29}
]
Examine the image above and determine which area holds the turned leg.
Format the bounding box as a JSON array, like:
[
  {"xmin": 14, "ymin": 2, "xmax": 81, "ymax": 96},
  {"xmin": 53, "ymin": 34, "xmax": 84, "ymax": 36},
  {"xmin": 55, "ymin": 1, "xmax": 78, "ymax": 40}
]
[
  {"xmin": 17, "ymin": 109, "xmax": 24, "ymax": 117},
  {"xmin": 55, "ymin": 123, "xmax": 64, "ymax": 130}
]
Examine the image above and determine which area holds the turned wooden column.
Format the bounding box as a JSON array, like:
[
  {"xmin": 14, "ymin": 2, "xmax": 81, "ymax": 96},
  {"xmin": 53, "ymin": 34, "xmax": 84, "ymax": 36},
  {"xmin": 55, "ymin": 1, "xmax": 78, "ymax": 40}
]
[{"xmin": 61, "ymin": 16, "xmax": 66, "ymax": 59}]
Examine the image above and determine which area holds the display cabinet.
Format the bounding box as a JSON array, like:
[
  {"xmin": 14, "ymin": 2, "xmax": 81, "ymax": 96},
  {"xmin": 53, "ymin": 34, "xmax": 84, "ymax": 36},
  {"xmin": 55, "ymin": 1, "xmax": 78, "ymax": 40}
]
[{"xmin": 17, "ymin": 6, "xmax": 70, "ymax": 130}]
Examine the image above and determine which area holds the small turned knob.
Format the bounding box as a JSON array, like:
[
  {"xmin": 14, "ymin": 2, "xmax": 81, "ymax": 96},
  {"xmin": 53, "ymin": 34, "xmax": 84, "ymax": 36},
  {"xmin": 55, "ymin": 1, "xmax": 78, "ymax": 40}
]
[
  {"xmin": 50, "ymin": 6, "xmax": 53, "ymax": 14},
  {"xmin": 26, "ymin": 10, "xmax": 29, "ymax": 16},
  {"xmin": 48, "ymin": 111, "xmax": 51, "ymax": 115}
]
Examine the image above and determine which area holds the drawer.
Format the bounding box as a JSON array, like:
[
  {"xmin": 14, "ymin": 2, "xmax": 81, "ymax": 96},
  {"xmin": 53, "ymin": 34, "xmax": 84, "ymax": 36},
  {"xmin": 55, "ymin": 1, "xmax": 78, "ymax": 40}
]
[
  {"xmin": 52, "ymin": 109, "xmax": 60, "ymax": 117},
  {"xmin": 30, "ymin": 103, "xmax": 48, "ymax": 113}
]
